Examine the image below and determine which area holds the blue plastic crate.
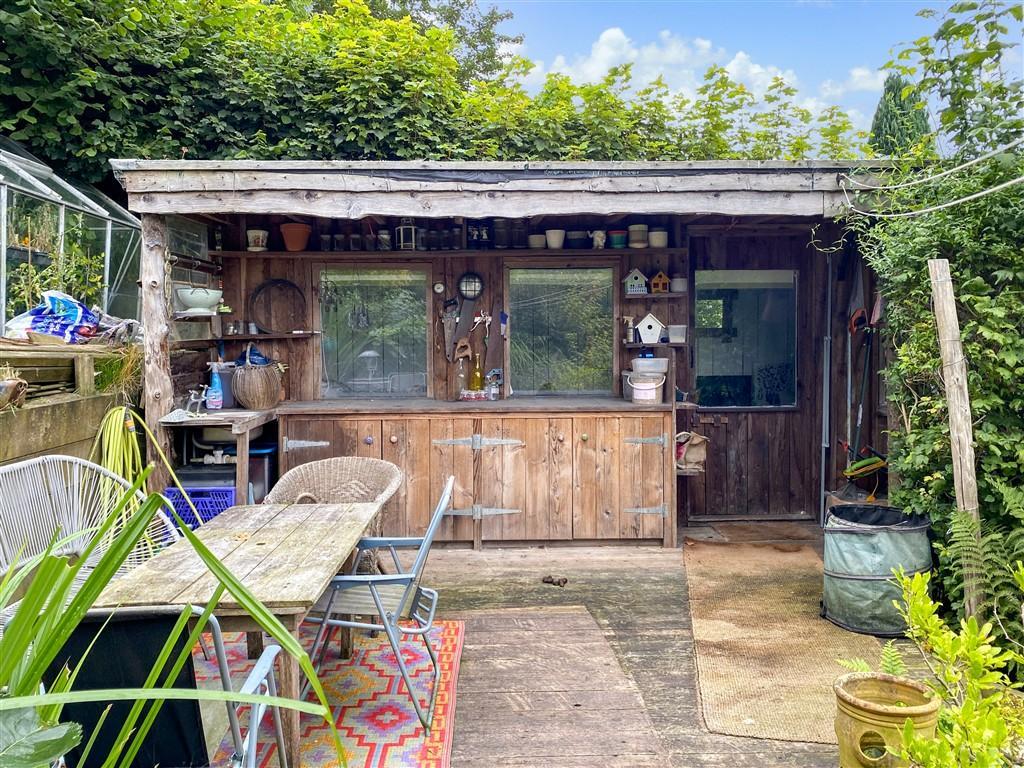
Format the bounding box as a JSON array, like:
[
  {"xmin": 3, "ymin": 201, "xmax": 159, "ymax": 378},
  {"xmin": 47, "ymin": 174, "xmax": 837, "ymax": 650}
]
[{"xmin": 164, "ymin": 486, "xmax": 235, "ymax": 529}]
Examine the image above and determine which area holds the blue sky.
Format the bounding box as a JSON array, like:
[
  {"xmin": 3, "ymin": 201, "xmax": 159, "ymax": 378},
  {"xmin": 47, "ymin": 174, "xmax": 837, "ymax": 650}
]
[{"xmin": 494, "ymin": 1, "xmax": 946, "ymax": 129}]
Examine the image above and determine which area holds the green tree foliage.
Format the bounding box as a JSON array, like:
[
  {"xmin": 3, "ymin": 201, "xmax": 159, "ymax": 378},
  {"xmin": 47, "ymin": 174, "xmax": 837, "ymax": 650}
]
[
  {"xmin": 845, "ymin": 0, "xmax": 1024, "ymax": 657},
  {"xmin": 0, "ymin": 0, "xmax": 869, "ymax": 182},
  {"xmin": 869, "ymin": 73, "xmax": 931, "ymax": 156}
]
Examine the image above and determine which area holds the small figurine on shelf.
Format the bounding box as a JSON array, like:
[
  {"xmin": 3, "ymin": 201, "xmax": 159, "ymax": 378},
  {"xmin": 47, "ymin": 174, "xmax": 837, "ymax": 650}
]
[{"xmin": 650, "ymin": 271, "xmax": 671, "ymax": 294}]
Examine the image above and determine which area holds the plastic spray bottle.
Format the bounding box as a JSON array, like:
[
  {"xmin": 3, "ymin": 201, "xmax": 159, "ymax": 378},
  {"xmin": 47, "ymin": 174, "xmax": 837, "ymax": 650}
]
[{"xmin": 207, "ymin": 362, "xmax": 224, "ymax": 410}]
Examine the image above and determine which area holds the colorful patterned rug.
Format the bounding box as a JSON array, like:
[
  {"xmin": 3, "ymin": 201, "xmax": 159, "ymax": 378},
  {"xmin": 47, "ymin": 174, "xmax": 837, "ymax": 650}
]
[{"xmin": 193, "ymin": 621, "xmax": 464, "ymax": 767}]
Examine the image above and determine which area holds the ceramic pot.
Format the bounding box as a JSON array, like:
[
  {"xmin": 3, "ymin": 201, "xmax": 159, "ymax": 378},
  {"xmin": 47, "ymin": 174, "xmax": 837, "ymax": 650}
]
[
  {"xmin": 589, "ymin": 230, "xmax": 606, "ymax": 249},
  {"xmin": 528, "ymin": 234, "xmax": 547, "ymax": 249},
  {"xmin": 280, "ymin": 223, "xmax": 311, "ymax": 252},
  {"xmin": 834, "ymin": 673, "xmax": 938, "ymax": 768},
  {"xmin": 545, "ymin": 229, "xmax": 566, "ymax": 249},
  {"xmin": 608, "ymin": 229, "xmax": 628, "ymax": 249},
  {"xmin": 246, "ymin": 229, "xmax": 269, "ymax": 252},
  {"xmin": 566, "ymin": 230, "xmax": 589, "ymax": 249},
  {"xmin": 628, "ymin": 224, "xmax": 649, "ymax": 248},
  {"xmin": 649, "ymin": 228, "xmax": 668, "ymax": 248},
  {"xmin": 670, "ymin": 276, "xmax": 687, "ymax": 293}
]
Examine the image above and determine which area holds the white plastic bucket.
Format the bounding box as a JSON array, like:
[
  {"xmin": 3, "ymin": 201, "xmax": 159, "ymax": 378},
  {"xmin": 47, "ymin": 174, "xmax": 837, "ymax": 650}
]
[{"xmin": 626, "ymin": 373, "xmax": 665, "ymax": 404}]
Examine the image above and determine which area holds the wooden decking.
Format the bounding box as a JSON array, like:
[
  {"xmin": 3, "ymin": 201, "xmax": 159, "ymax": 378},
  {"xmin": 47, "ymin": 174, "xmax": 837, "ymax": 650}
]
[{"xmin": 426, "ymin": 526, "xmax": 837, "ymax": 767}]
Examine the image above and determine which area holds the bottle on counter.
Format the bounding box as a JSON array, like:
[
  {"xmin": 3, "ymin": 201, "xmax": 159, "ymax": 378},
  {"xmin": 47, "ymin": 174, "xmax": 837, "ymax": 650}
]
[
  {"xmin": 469, "ymin": 353, "xmax": 484, "ymax": 390},
  {"xmin": 207, "ymin": 363, "xmax": 224, "ymax": 410}
]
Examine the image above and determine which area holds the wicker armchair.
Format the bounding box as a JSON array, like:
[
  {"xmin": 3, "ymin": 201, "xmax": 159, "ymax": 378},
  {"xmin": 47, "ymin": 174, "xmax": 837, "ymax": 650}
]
[{"xmin": 265, "ymin": 458, "xmax": 403, "ymax": 574}]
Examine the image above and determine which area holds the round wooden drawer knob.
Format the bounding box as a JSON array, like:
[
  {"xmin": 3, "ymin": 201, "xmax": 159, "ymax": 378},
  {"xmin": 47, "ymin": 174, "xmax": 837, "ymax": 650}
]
[
  {"xmin": 364, "ymin": 436, "xmax": 374, "ymax": 445},
  {"xmin": 389, "ymin": 435, "xmax": 398, "ymax": 444},
  {"xmin": 581, "ymin": 433, "xmax": 589, "ymax": 442},
  {"xmin": 557, "ymin": 434, "xmax": 565, "ymax": 442}
]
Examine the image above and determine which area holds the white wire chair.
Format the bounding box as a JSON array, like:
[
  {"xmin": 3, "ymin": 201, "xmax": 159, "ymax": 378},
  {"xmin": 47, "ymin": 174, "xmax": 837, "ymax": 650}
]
[{"xmin": 0, "ymin": 454, "xmax": 180, "ymax": 629}]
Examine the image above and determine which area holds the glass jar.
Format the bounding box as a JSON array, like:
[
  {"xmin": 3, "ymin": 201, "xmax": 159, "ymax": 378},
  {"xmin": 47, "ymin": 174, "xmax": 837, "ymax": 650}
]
[
  {"xmin": 492, "ymin": 218, "xmax": 510, "ymax": 249},
  {"xmin": 510, "ymin": 219, "xmax": 528, "ymax": 249}
]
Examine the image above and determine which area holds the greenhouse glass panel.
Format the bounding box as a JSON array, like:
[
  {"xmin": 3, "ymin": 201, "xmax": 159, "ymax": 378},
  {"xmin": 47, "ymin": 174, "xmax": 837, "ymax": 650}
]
[{"xmin": 108, "ymin": 225, "xmax": 141, "ymax": 319}]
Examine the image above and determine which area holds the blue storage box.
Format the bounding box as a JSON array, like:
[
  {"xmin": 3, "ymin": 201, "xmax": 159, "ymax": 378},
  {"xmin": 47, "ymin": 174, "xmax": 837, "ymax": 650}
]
[{"xmin": 164, "ymin": 486, "xmax": 236, "ymax": 529}]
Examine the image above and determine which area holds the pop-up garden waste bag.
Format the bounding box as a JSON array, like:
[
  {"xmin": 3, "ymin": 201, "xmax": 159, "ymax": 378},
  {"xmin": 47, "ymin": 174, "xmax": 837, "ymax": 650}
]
[{"xmin": 823, "ymin": 505, "xmax": 931, "ymax": 636}]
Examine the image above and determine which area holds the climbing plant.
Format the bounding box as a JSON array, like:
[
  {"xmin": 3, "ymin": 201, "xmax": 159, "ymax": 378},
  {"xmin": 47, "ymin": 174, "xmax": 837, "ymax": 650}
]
[{"xmin": 846, "ymin": 0, "xmax": 1024, "ymax": 656}]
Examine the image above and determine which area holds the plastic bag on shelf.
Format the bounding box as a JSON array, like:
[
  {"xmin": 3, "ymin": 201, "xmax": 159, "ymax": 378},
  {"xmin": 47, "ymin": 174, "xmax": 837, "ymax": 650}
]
[{"xmin": 4, "ymin": 290, "xmax": 100, "ymax": 343}]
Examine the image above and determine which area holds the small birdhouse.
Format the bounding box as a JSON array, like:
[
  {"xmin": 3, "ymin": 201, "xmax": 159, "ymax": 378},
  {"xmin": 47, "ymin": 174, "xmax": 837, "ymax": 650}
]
[
  {"xmin": 636, "ymin": 313, "xmax": 666, "ymax": 344},
  {"xmin": 650, "ymin": 271, "xmax": 670, "ymax": 294},
  {"xmin": 623, "ymin": 268, "xmax": 649, "ymax": 296}
]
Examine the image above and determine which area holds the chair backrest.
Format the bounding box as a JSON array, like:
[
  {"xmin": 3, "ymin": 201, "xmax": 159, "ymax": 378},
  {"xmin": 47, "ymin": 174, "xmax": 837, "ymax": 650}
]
[
  {"xmin": 0, "ymin": 454, "xmax": 179, "ymax": 574},
  {"xmin": 409, "ymin": 476, "xmax": 455, "ymax": 581},
  {"xmin": 264, "ymin": 457, "xmax": 403, "ymax": 506}
]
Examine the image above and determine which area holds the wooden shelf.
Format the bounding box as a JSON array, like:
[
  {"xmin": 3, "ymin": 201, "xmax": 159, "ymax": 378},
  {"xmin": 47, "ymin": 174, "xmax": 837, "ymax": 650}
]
[
  {"xmin": 676, "ymin": 467, "xmax": 703, "ymax": 477},
  {"xmin": 622, "ymin": 342, "xmax": 687, "ymax": 348},
  {"xmin": 173, "ymin": 311, "xmax": 218, "ymax": 322},
  {"xmin": 221, "ymin": 333, "xmax": 315, "ymax": 341},
  {"xmin": 216, "ymin": 247, "xmax": 688, "ymax": 259},
  {"xmin": 171, "ymin": 339, "xmax": 216, "ymax": 350},
  {"xmin": 623, "ymin": 292, "xmax": 688, "ymax": 300}
]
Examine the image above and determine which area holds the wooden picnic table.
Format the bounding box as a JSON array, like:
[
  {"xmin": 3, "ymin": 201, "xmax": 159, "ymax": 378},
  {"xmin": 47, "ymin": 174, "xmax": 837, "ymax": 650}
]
[{"xmin": 96, "ymin": 501, "xmax": 381, "ymax": 767}]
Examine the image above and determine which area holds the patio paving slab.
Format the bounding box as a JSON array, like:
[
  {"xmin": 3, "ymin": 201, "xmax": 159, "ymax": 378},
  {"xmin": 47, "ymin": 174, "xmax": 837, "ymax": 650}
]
[{"xmin": 426, "ymin": 541, "xmax": 839, "ymax": 768}]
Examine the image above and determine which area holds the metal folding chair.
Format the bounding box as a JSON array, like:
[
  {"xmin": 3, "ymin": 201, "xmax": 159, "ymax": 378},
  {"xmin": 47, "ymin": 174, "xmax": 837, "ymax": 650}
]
[{"xmin": 303, "ymin": 476, "xmax": 455, "ymax": 730}]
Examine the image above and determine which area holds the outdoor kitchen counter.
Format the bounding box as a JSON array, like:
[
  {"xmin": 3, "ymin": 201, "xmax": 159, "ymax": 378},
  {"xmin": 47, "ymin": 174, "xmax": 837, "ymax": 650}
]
[
  {"xmin": 277, "ymin": 396, "xmax": 678, "ymax": 548},
  {"xmin": 276, "ymin": 396, "xmax": 675, "ymax": 414}
]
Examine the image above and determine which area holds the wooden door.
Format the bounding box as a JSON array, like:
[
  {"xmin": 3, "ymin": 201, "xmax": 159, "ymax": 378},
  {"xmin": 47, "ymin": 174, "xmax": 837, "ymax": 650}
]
[
  {"xmin": 686, "ymin": 233, "xmax": 822, "ymax": 521},
  {"xmin": 618, "ymin": 416, "xmax": 667, "ymax": 541},
  {"xmin": 279, "ymin": 417, "xmax": 335, "ymax": 473},
  {"xmin": 428, "ymin": 417, "xmax": 476, "ymax": 543},
  {"xmin": 572, "ymin": 416, "xmax": 620, "ymax": 540},
  {"xmin": 380, "ymin": 418, "xmax": 431, "ymax": 538}
]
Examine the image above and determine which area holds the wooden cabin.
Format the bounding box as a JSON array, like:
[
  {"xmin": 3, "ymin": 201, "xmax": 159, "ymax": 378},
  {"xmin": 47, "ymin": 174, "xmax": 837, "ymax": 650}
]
[{"xmin": 113, "ymin": 160, "xmax": 887, "ymax": 548}]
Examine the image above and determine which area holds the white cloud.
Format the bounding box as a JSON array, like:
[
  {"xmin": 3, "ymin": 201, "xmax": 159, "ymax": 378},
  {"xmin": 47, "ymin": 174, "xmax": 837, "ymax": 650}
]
[
  {"xmin": 513, "ymin": 27, "xmax": 877, "ymax": 130},
  {"xmin": 820, "ymin": 66, "xmax": 886, "ymax": 98}
]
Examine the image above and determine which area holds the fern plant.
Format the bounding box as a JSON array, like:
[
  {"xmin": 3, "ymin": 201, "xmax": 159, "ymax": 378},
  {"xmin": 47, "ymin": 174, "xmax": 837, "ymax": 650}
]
[
  {"xmin": 939, "ymin": 484, "xmax": 1024, "ymax": 676},
  {"xmin": 839, "ymin": 639, "xmax": 909, "ymax": 677}
]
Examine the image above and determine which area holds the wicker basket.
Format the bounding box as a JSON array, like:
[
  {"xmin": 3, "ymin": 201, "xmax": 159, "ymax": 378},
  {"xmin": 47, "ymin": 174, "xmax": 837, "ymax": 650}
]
[{"xmin": 231, "ymin": 343, "xmax": 283, "ymax": 410}]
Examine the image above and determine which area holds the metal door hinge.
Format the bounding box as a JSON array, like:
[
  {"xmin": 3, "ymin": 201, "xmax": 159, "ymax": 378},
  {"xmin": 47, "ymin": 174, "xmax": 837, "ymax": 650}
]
[
  {"xmin": 432, "ymin": 434, "xmax": 524, "ymax": 450},
  {"xmin": 447, "ymin": 505, "xmax": 521, "ymax": 520},
  {"xmin": 624, "ymin": 505, "xmax": 668, "ymax": 517},
  {"xmin": 283, "ymin": 437, "xmax": 331, "ymax": 452},
  {"xmin": 623, "ymin": 433, "xmax": 668, "ymax": 447}
]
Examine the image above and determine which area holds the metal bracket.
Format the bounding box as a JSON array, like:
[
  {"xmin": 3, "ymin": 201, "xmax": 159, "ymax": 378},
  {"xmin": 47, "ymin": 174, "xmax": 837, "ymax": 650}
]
[
  {"xmin": 624, "ymin": 505, "xmax": 668, "ymax": 517},
  {"xmin": 432, "ymin": 434, "xmax": 524, "ymax": 450},
  {"xmin": 623, "ymin": 433, "xmax": 668, "ymax": 447},
  {"xmin": 283, "ymin": 438, "xmax": 331, "ymax": 452},
  {"xmin": 447, "ymin": 505, "xmax": 521, "ymax": 520}
]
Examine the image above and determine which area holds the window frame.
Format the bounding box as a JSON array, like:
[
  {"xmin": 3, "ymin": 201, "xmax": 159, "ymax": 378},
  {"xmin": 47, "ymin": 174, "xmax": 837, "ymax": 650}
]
[
  {"xmin": 692, "ymin": 268, "xmax": 800, "ymax": 412},
  {"xmin": 312, "ymin": 259, "xmax": 433, "ymax": 400},
  {"xmin": 503, "ymin": 257, "xmax": 621, "ymax": 398}
]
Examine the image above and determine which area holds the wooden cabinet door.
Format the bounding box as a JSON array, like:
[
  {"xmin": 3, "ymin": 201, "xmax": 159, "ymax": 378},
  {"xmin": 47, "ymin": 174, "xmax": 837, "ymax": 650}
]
[
  {"xmin": 380, "ymin": 418, "xmax": 431, "ymax": 538},
  {"xmin": 618, "ymin": 416, "xmax": 667, "ymax": 541},
  {"xmin": 573, "ymin": 416, "xmax": 621, "ymax": 539},
  {"xmin": 279, "ymin": 417, "xmax": 336, "ymax": 473},
  {"xmin": 335, "ymin": 419, "xmax": 382, "ymax": 459},
  {"xmin": 429, "ymin": 417, "xmax": 476, "ymax": 543}
]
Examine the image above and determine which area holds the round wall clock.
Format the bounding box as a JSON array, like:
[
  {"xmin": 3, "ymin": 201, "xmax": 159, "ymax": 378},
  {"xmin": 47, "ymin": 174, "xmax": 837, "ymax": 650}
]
[
  {"xmin": 457, "ymin": 272, "xmax": 484, "ymax": 300},
  {"xmin": 433, "ymin": 281, "xmax": 446, "ymax": 295}
]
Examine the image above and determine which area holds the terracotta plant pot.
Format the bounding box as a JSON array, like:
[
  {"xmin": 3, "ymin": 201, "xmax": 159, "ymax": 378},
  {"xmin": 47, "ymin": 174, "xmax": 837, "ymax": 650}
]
[
  {"xmin": 834, "ymin": 672, "xmax": 939, "ymax": 768},
  {"xmin": 0, "ymin": 378, "xmax": 28, "ymax": 409},
  {"xmin": 280, "ymin": 223, "xmax": 311, "ymax": 252}
]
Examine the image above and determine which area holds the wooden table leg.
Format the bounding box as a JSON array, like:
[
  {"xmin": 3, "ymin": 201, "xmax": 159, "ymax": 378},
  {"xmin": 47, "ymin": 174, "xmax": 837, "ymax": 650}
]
[
  {"xmin": 246, "ymin": 631, "xmax": 264, "ymax": 660},
  {"xmin": 235, "ymin": 430, "xmax": 250, "ymax": 504},
  {"xmin": 278, "ymin": 625, "xmax": 302, "ymax": 768}
]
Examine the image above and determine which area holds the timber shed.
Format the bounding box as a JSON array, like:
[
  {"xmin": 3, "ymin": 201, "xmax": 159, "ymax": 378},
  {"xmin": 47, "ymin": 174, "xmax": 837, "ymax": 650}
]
[{"xmin": 113, "ymin": 160, "xmax": 886, "ymax": 547}]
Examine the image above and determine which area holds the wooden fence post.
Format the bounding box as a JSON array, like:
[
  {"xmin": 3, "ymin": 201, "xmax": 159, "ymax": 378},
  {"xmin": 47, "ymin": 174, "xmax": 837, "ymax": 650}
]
[
  {"xmin": 140, "ymin": 213, "xmax": 174, "ymax": 493},
  {"xmin": 927, "ymin": 258, "xmax": 981, "ymax": 618}
]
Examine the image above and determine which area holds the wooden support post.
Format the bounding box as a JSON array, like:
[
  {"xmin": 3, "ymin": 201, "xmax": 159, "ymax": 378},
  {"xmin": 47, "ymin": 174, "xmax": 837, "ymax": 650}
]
[
  {"xmin": 928, "ymin": 258, "xmax": 981, "ymax": 617},
  {"xmin": 73, "ymin": 354, "xmax": 96, "ymax": 395},
  {"xmin": 140, "ymin": 213, "xmax": 174, "ymax": 493}
]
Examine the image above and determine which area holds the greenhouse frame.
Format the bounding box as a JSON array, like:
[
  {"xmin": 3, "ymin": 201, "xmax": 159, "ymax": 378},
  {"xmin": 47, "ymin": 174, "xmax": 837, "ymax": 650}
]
[{"xmin": 1, "ymin": 138, "xmax": 141, "ymax": 335}]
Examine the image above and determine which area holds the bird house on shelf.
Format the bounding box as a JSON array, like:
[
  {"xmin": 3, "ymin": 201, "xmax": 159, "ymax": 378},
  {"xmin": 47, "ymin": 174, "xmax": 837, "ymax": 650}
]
[
  {"xmin": 636, "ymin": 313, "xmax": 666, "ymax": 344},
  {"xmin": 623, "ymin": 268, "xmax": 649, "ymax": 296},
  {"xmin": 650, "ymin": 271, "xmax": 670, "ymax": 294}
]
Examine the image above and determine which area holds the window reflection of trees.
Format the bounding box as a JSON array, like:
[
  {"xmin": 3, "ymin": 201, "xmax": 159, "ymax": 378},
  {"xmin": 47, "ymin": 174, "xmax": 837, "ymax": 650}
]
[
  {"xmin": 510, "ymin": 269, "xmax": 613, "ymax": 395},
  {"xmin": 319, "ymin": 268, "xmax": 427, "ymax": 396}
]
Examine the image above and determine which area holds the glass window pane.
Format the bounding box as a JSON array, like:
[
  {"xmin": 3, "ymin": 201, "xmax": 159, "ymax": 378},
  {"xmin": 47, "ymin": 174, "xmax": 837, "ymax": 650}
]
[
  {"xmin": 5, "ymin": 192, "xmax": 61, "ymax": 317},
  {"xmin": 107, "ymin": 226, "xmax": 140, "ymax": 319},
  {"xmin": 319, "ymin": 267, "xmax": 428, "ymax": 397},
  {"xmin": 509, "ymin": 268, "xmax": 614, "ymax": 395},
  {"xmin": 695, "ymin": 269, "xmax": 797, "ymax": 407}
]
